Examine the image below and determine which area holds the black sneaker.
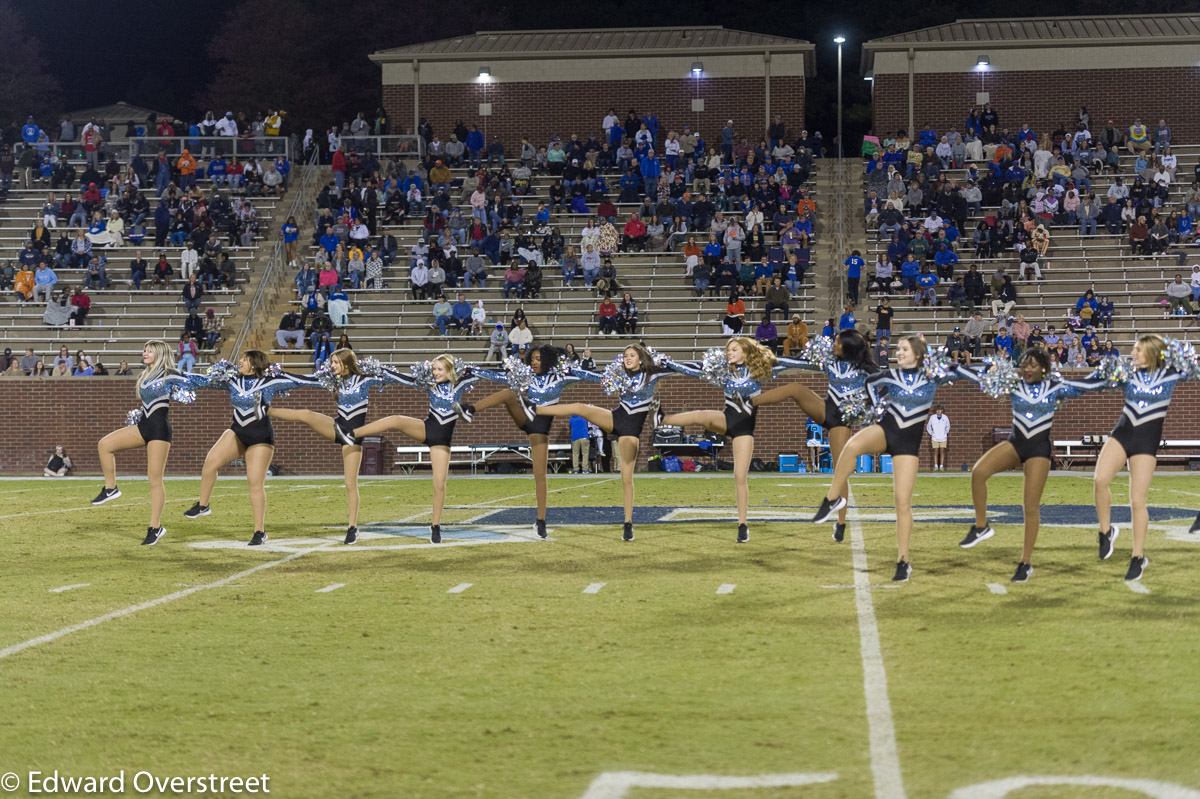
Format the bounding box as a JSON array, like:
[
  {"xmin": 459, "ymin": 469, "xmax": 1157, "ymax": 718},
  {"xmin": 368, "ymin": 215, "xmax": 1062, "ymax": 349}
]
[
  {"xmin": 456, "ymin": 403, "xmax": 474, "ymax": 423},
  {"xmin": 183, "ymin": 502, "xmax": 211, "ymax": 519},
  {"xmin": 736, "ymin": 523, "xmax": 749, "ymax": 543},
  {"xmin": 812, "ymin": 496, "xmax": 847, "ymax": 524},
  {"xmin": 959, "ymin": 524, "xmax": 995, "ymax": 549},
  {"xmin": 622, "ymin": 522, "xmax": 634, "ymax": 542},
  {"xmin": 1010, "ymin": 561, "xmax": 1033, "ymax": 583},
  {"xmin": 335, "ymin": 424, "xmax": 358, "ymax": 446},
  {"xmin": 344, "ymin": 525, "xmax": 358, "ymax": 545},
  {"xmin": 430, "ymin": 524, "xmax": 442, "ymax": 544},
  {"xmin": 141, "ymin": 526, "xmax": 165, "ymax": 546},
  {"xmin": 1190, "ymin": 512, "xmax": 1200, "ymax": 534},
  {"xmin": 892, "ymin": 561, "xmax": 912, "ymax": 582},
  {"xmin": 1124, "ymin": 556, "xmax": 1148, "ymax": 581},
  {"xmin": 249, "ymin": 531, "xmax": 267, "ymax": 546},
  {"xmin": 833, "ymin": 523, "xmax": 846, "ymax": 543},
  {"xmin": 91, "ymin": 486, "xmax": 121, "ymax": 505},
  {"xmin": 535, "ymin": 519, "xmax": 547, "ymax": 539},
  {"xmin": 1098, "ymin": 525, "xmax": 1120, "ymax": 560}
]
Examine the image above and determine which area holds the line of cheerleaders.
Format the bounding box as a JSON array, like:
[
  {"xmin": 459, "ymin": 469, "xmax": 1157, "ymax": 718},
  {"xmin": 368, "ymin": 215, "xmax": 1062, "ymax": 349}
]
[{"xmin": 92, "ymin": 332, "xmax": 1200, "ymax": 584}]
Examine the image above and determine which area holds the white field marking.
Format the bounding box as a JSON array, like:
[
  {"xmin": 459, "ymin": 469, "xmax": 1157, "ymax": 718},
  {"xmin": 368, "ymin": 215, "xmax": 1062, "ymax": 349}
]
[
  {"xmin": 0, "ymin": 544, "xmax": 332, "ymax": 661},
  {"xmin": 986, "ymin": 583, "xmax": 1008, "ymax": 595},
  {"xmin": 1149, "ymin": 486, "xmax": 1200, "ymax": 499},
  {"xmin": 189, "ymin": 529, "xmax": 541, "ymax": 553},
  {"xmin": 447, "ymin": 583, "xmax": 473, "ymax": 594},
  {"xmin": 846, "ymin": 487, "xmax": 907, "ymax": 799},
  {"xmin": 49, "ymin": 583, "xmax": 90, "ymax": 594},
  {"xmin": 1126, "ymin": 581, "xmax": 1151, "ymax": 595},
  {"xmin": 315, "ymin": 583, "xmax": 346, "ymax": 593},
  {"xmin": 579, "ymin": 771, "xmax": 838, "ymax": 799},
  {"xmin": 948, "ymin": 775, "xmax": 1200, "ymax": 798},
  {"xmin": 716, "ymin": 583, "xmax": 736, "ymax": 595},
  {"xmin": 582, "ymin": 582, "xmax": 606, "ymax": 594},
  {"xmin": 461, "ymin": 476, "xmax": 618, "ymax": 509},
  {"xmin": 820, "ymin": 584, "xmax": 902, "ymax": 590}
]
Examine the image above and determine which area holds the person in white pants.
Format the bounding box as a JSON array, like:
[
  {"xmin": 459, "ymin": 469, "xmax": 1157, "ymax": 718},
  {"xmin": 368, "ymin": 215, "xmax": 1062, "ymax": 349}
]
[{"xmin": 926, "ymin": 406, "xmax": 951, "ymax": 470}]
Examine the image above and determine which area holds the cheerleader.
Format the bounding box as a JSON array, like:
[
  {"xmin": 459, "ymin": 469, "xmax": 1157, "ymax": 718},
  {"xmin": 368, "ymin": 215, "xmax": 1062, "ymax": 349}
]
[
  {"xmin": 752, "ymin": 329, "xmax": 877, "ymax": 542},
  {"xmin": 92, "ymin": 340, "xmax": 193, "ymax": 546},
  {"xmin": 812, "ymin": 335, "xmax": 971, "ymax": 581},
  {"xmin": 352, "ymin": 354, "xmax": 477, "ymax": 543},
  {"xmin": 531, "ymin": 343, "xmax": 673, "ymax": 541},
  {"xmin": 1094, "ymin": 335, "xmax": 1198, "ymax": 581},
  {"xmin": 181, "ymin": 350, "xmax": 307, "ymax": 545},
  {"xmin": 469, "ymin": 345, "xmax": 585, "ymax": 539},
  {"xmin": 663, "ymin": 337, "xmax": 778, "ymax": 543},
  {"xmin": 267, "ymin": 349, "xmax": 414, "ymax": 544},
  {"xmin": 961, "ymin": 349, "xmax": 1106, "ymax": 582}
]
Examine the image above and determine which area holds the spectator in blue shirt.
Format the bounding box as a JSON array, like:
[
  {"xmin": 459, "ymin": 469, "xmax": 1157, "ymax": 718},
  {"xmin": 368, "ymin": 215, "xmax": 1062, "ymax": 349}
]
[
  {"xmin": 451, "ymin": 293, "xmax": 472, "ymax": 332},
  {"xmin": 900, "ymin": 253, "xmax": 921, "ymax": 293},
  {"xmin": 994, "ymin": 327, "xmax": 1013, "ymax": 356},
  {"xmin": 933, "ymin": 243, "xmax": 958, "ymax": 280},
  {"xmin": 569, "ymin": 415, "xmax": 591, "ymax": 474},
  {"xmin": 916, "ymin": 266, "xmax": 939, "ymax": 306},
  {"xmin": 844, "ymin": 249, "xmax": 864, "ymax": 304},
  {"xmin": 319, "ymin": 225, "xmax": 340, "ymax": 255},
  {"xmin": 465, "ymin": 126, "xmax": 484, "ymax": 169},
  {"xmin": 638, "ymin": 150, "xmax": 661, "ymax": 197},
  {"xmin": 838, "ymin": 303, "xmax": 856, "ymax": 331},
  {"xmin": 822, "ymin": 318, "xmax": 835, "ymax": 338}
]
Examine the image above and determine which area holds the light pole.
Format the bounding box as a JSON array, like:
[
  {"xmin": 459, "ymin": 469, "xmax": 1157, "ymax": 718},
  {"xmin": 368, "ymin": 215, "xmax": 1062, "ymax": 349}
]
[{"xmin": 834, "ymin": 36, "xmax": 846, "ymax": 305}]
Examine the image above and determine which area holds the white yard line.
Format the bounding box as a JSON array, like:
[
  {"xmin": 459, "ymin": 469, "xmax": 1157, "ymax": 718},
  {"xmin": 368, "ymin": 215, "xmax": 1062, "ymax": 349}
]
[
  {"xmin": 315, "ymin": 583, "xmax": 346, "ymax": 593},
  {"xmin": 986, "ymin": 583, "xmax": 1008, "ymax": 595},
  {"xmin": 48, "ymin": 583, "xmax": 90, "ymax": 594},
  {"xmin": 446, "ymin": 583, "xmax": 473, "ymax": 594},
  {"xmin": 716, "ymin": 583, "xmax": 736, "ymax": 595},
  {"xmin": 1126, "ymin": 581, "xmax": 1150, "ymax": 595},
  {"xmin": 846, "ymin": 487, "xmax": 907, "ymax": 799},
  {"xmin": 0, "ymin": 544, "xmax": 332, "ymax": 661},
  {"xmin": 579, "ymin": 771, "xmax": 839, "ymax": 798},
  {"xmin": 582, "ymin": 583, "xmax": 606, "ymax": 594}
]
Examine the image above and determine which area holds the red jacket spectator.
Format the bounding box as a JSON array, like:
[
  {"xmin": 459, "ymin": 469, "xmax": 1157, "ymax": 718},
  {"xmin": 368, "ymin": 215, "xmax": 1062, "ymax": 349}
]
[
  {"xmin": 598, "ymin": 298, "xmax": 617, "ymax": 318},
  {"xmin": 598, "ymin": 199, "xmax": 618, "ymax": 219},
  {"xmin": 331, "ymin": 149, "xmax": 346, "ymax": 174},
  {"xmin": 623, "ymin": 217, "xmax": 646, "ymax": 238}
]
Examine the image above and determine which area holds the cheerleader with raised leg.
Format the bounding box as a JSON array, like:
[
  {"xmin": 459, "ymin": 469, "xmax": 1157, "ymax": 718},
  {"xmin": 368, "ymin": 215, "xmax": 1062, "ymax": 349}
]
[
  {"xmin": 811, "ymin": 336, "xmax": 972, "ymax": 581},
  {"xmin": 662, "ymin": 337, "xmax": 778, "ymax": 543},
  {"xmin": 181, "ymin": 350, "xmax": 310, "ymax": 545},
  {"xmin": 469, "ymin": 345, "xmax": 585, "ymax": 539},
  {"xmin": 267, "ymin": 349, "xmax": 414, "ymax": 544},
  {"xmin": 352, "ymin": 354, "xmax": 477, "ymax": 543},
  {"xmin": 92, "ymin": 340, "xmax": 196, "ymax": 546},
  {"xmin": 1093, "ymin": 335, "xmax": 1199, "ymax": 581},
  {"xmin": 531, "ymin": 343, "xmax": 674, "ymax": 541},
  {"xmin": 960, "ymin": 349, "xmax": 1106, "ymax": 582},
  {"xmin": 751, "ymin": 329, "xmax": 877, "ymax": 542}
]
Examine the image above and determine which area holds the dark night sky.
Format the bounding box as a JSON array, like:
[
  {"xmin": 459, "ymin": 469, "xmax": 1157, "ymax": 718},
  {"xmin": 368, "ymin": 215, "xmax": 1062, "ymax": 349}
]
[{"xmin": 15, "ymin": 0, "xmax": 1142, "ymax": 143}]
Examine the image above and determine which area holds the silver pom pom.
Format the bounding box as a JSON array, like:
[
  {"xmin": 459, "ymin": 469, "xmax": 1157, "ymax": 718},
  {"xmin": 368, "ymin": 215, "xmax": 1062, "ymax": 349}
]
[
  {"xmin": 922, "ymin": 351, "xmax": 956, "ymax": 382},
  {"xmin": 801, "ymin": 336, "xmax": 835, "ymax": 370},
  {"xmin": 411, "ymin": 360, "xmax": 434, "ymax": 389},
  {"xmin": 837, "ymin": 388, "xmax": 873, "ymax": 426},
  {"xmin": 700, "ymin": 347, "xmax": 732, "ymax": 387},
  {"xmin": 1164, "ymin": 337, "xmax": 1200, "ymax": 380},
  {"xmin": 502, "ymin": 355, "xmax": 535, "ymax": 395},
  {"xmin": 205, "ymin": 359, "xmax": 238, "ymax": 386},
  {"xmin": 979, "ymin": 355, "xmax": 1018, "ymax": 399},
  {"xmin": 125, "ymin": 408, "xmax": 143, "ymax": 427},
  {"xmin": 601, "ymin": 356, "xmax": 639, "ymax": 396},
  {"xmin": 1095, "ymin": 355, "xmax": 1129, "ymax": 388},
  {"xmin": 169, "ymin": 386, "xmax": 196, "ymax": 405}
]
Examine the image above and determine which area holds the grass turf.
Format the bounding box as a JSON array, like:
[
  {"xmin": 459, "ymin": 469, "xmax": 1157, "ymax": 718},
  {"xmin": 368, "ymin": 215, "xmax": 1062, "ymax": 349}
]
[{"xmin": 1, "ymin": 472, "xmax": 1198, "ymax": 798}]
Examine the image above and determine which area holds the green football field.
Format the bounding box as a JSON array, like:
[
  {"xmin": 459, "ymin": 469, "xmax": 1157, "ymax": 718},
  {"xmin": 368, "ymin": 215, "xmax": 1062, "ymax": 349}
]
[{"xmin": 2, "ymin": 471, "xmax": 1200, "ymax": 799}]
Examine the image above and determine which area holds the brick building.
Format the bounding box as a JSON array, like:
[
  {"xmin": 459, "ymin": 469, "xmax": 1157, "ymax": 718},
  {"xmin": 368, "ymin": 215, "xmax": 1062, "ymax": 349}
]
[
  {"xmin": 371, "ymin": 27, "xmax": 814, "ymax": 154},
  {"xmin": 6, "ymin": 375, "xmax": 1197, "ymax": 476},
  {"xmin": 862, "ymin": 15, "xmax": 1200, "ymax": 142}
]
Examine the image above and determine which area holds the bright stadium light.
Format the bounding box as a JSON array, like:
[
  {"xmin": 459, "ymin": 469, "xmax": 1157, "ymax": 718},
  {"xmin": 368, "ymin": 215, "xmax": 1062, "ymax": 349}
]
[
  {"xmin": 977, "ymin": 55, "xmax": 990, "ymax": 66},
  {"xmin": 833, "ymin": 35, "xmax": 846, "ymax": 44},
  {"xmin": 691, "ymin": 61, "xmax": 703, "ymax": 74},
  {"xmin": 478, "ymin": 65, "xmax": 491, "ymax": 77}
]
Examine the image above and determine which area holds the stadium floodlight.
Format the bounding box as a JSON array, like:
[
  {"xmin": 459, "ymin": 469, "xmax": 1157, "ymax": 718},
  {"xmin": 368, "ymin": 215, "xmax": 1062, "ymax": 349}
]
[
  {"xmin": 691, "ymin": 61, "xmax": 703, "ymax": 74},
  {"xmin": 977, "ymin": 55, "xmax": 990, "ymax": 66},
  {"xmin": 478, "ymin": 65, "xmax": 491, "ymax": 77},
  {"xmin": 833, "ymin": 35, "xmax": 846, "ymax": 44}
]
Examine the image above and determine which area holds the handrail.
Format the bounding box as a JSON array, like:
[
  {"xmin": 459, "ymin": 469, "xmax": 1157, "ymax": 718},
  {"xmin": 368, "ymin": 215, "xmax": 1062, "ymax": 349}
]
[{"xmin": 230, "ymin": 148, "xmax": 320, "ymax": 359}]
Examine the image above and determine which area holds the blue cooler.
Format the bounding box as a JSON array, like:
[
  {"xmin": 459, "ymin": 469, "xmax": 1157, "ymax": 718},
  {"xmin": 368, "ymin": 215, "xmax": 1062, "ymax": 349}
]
[
  {"xmin": 778, "ymin": 453, "xmax": 800, "ymax": 473},
  {"xmin": 880, "ymin": 454, "xmax": 893, "ymax": 473},
  {"xmin": 856, "ymin": 454, "xmax": 873, "ymax": 473}
]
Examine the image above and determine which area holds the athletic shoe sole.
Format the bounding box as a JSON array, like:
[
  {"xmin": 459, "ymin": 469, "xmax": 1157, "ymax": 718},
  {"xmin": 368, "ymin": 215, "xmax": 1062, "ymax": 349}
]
[
  {"xmin": 183, "ymin": 507, "xmax": 211, "ymax": 519},
  {"xmin": 1100, "ymin": 525, "xmax": 1120, "ymax": 560}
]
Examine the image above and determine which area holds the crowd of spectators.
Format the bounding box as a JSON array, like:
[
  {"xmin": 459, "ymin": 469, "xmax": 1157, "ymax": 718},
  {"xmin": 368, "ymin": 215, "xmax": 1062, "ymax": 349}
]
[{"xmin": 0, "ymin": 344, "xmax": 138, "ymax": 377}]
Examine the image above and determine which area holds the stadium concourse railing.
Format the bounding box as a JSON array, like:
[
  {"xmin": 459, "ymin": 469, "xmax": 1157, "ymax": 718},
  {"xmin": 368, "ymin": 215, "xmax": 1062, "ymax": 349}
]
[
  {"xmin": 47, "ymin": 135, "xmax": 294, "ymax": 161},
  {"xmin": 230, "ymin": 148, "xmax": 321, "ymax": 359}
]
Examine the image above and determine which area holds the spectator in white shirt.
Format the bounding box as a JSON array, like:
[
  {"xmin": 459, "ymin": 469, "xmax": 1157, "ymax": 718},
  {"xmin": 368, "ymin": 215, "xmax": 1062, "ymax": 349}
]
[
  {"xmin": 926, "ymin": 406, "xmax": 951, "ymax": 471},
  {"xmin": 923, "ymin": 212, "xmax": 943, "ymax": 234}
]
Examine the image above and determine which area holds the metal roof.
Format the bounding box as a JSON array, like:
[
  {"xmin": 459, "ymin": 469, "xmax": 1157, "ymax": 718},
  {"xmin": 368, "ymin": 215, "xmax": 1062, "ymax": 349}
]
[
  {"xmin": 65, "ymin": 101, "xmax": 177, "ymax": 124},
  {"xmin": 371, "ymin": 26, "xmax": 812, "ymax": 59},
  {"xmin": 867, "ymin": 14, "xmax": 1200, "ymax": 45}
]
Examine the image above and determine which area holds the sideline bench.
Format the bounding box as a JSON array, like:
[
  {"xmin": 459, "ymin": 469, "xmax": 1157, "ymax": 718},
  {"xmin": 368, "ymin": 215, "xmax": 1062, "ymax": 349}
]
[
  {"xmin": 395, "ymin": 443, "xmax": 572, "ymax": 474},
  {"xmin": 1054, "ymin": 438, "xmax": 1200, "ymax": 470}
]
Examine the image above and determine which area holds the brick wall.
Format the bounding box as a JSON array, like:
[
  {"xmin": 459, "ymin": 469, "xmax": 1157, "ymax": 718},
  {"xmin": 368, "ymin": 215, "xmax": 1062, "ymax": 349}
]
[
  {"xmin": 872, "ymin": 67, "xmax": 1200, "ymax": 141},
  {"xmin": 383, "ymin": 76, "xmax": 806, "ymax": 155},
  {"xmin": 6, "ymin": 375, "xmax": 1196, "ymax": 476}
]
